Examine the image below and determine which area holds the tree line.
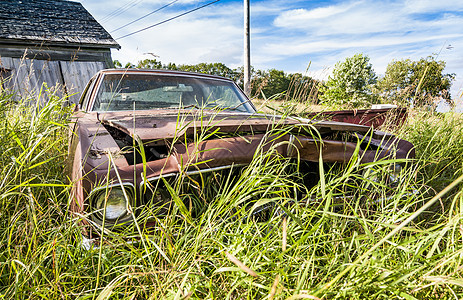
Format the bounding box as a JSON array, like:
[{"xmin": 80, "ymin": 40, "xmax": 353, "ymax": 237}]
[
  {"xmin": 114, "ymin": 54, "xmax": 455, "ymax": 109},
  {"xmin": 113, "ymin": 59, "xmax": 321, "ymax": 103}
]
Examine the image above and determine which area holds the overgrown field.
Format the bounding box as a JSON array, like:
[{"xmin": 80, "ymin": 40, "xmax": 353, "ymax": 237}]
[{"xmin": 1, "ymin": 90, "xmax": 463, "ymax": 299}]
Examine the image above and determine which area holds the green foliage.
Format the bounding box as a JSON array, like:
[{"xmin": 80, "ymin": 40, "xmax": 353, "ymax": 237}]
[
  {"xmin": 2, "ymin": 84, "xmax": 463, "ymax": 298},
  {"xmin": 177, "ymin": 62, "xmax": 239, "ymax": 79},
  {"xmin": 112, "ymin": 60, "xmax": 122, "ymax": 68},
  {"xmin": 250, "ymin": 69, "xmax": 321, "ymax": 103},
  {"xmin": 135, "ymin": 58, "xmax": 163, "ymax": 69},
  {"xmin": 398, "ymin": 110, "xmax": 463, "ymax": 192},
  {"xmin": 251, "ymin": 68, "xmax": 291, "ymax": 99},
  {"xmin": 377, "ymin": 56, "xmax": 455, "ymax": 107},
  {"xmin": 319, "ymin": 53, "xmax": 378, "ymax": 108}
]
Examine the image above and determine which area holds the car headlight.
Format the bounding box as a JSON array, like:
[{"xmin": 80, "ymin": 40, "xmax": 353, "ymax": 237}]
[
  {"xmin": 90, "ymin": 184, "xmax": 134, "ymax": 223},
  {"xmin": 95, "ymin": 188, "xmax": 127, "ymax": 220}
]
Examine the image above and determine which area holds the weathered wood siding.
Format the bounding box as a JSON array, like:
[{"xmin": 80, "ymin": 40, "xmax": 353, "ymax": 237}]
[
  {"xmin": 0, "ymin": 45, "xmax": 113, "ymax": 64},
  {"xmin": 60, "ymin": 61, "xmax": 105, "ymax": 104},
  {"xmin": 0, "ymin": 57, "xmax": 65, "ymax": 104},
  {"xmin": 0, "ymin": 56, "xmax": 105, "ymax": 104}
]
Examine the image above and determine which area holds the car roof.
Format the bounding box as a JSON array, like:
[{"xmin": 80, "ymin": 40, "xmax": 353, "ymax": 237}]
[{"xmin": 97, "ymin": 69, "xmax": 235, "ymax": 82}]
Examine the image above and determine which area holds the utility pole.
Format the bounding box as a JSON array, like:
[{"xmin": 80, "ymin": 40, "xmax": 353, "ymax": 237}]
[{"xmin": 244, "ymin": 0, "xmax": 251, "ymax": 96}]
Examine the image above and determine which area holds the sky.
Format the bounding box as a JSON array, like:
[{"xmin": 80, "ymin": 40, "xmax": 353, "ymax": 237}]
[{"xmin": 81, "ymin": 0, "xmax": 463, "ymax": 107}]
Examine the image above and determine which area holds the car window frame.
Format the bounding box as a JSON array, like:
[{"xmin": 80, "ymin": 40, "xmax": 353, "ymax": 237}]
[
  {"xmin": 79, "ymin": 75, "xmax": 97, "ymax": 111},
  {"xmin": 86, "ymin": 73, "xmax": 106, "ymax": 112},
  {"xmin": 87, "ymin": 71, "xmax": 257, "ymax": 113}
]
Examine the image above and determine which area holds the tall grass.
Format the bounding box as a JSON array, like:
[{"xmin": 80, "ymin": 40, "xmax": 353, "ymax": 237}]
[
  {"xmin": 1, "ymin": 86, "xmax": 463, "ymax": 299},
  {"xmin": 399, "ymin": 110, "xmax": 463, "ymax": 192}
]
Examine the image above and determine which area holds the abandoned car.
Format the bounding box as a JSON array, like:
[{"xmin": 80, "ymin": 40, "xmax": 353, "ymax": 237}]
[{"xmin": 68, "ymin": 69, "xmax": 415, "ymax": 235}]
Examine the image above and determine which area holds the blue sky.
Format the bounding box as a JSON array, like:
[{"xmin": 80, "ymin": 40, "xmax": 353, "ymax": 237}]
[{"xmin": 81, "ymin": 0, "xmax": 463, "ymax": 104}]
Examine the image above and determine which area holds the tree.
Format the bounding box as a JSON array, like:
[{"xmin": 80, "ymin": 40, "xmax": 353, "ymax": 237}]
[
  {"xmin": 248, "ymin": 69, "xmax": 320, "ymax": 103},
  {"xmin": 250, "ymin": 69, "xmax": 292, "ymax": 99},
  {"xmin": 136, "ymin": 59, "xmax": 162, "ymax": 69},
  {"xmin": 287, "ymin": 72, "xmax": 321, "ymax": 104},
  {"xmin": 377, "ymin": 56, "xmax": 455, "ymax": 107},
  {"xmin": 113, "ymin": 60, "xmax": 122, "ymax": 68},
  {"xmin": 319, "ymin": 53, "xmax": 378, "ymax": 108}
]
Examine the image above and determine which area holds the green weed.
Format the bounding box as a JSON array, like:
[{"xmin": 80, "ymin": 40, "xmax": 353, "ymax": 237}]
[{"xmin": 1, "ymin": 87, "xmax": 463, "ymax": 299}]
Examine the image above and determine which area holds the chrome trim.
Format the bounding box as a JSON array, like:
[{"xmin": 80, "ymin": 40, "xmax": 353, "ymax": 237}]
[
  {"xmin": 287, "ymin": 134, "xmax": 295, "ymax": 157},
  {"xmin": 98, "ymin": 69, "xmax": 235, "ymax": 83},
  {"xmin": 184, "ymin": 164, "xmax": 247, "ymax": 176},
  {"xmin": 141, "ymin": 173, "xmax": 178, "ymax": 188},
  {"xmin": 87, "ymin": 73, "xmax": 105, "ymax": 112},
  {"xmin": 87, "ymin": 182, "xmax": 135, "ymax": 202}
]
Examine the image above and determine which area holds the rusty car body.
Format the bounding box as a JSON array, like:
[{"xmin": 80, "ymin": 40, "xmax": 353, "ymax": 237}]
[
  {"xmin": 306, "ymin": 107, "xmax": 408, "ymax": 128},
  {"xmin": 68, "ymin": 69, "xmax": 415, "ymax": 235}
]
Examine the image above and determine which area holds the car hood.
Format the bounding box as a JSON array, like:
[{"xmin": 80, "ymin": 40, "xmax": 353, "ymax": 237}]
[
  {"xmin": 70, "ymin": 108, "xmax": 415, "ymax": 211},
  {"xmin": 82, "ymin": 109, "xmax": 372, "ymax": 142}
]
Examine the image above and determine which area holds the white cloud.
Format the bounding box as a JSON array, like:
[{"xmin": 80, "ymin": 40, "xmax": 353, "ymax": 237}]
[
  {"xmin": 111, "ymin": 14, "xmax": 243, "ymax": 66},
  {"xmin": 273, "ymin": 0, "xmax": 463, "ymax": 36},
  {"xmin": 404, "ymin": 0, "xmax": 463, "ymax": 13},
  {"xmin": 264, "ymin": 0, "xmax": 463, "ymax": 100},
  {"xmin": 274, "ymin": 1, "xmax": 358, "ymax": 26},
  {"xmin": 274, "ymin": 1, "xmax": 401, "ymax": 33}
]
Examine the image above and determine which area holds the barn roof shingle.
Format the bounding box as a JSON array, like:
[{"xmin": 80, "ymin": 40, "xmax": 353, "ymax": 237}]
[{"xmin": 0, "ymin": 0, "xmax": 120, "ymax": 49}]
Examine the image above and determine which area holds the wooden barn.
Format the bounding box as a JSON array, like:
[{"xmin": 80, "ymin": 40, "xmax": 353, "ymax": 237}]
[{"xmin": 0, "ymin": 0, "xmax": 120, "ymax": 104}]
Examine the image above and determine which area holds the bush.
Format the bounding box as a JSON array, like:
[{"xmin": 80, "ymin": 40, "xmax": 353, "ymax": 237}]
[{"xmin": 319, "ymin": 53, "xmax": 379, "ymax": 108}]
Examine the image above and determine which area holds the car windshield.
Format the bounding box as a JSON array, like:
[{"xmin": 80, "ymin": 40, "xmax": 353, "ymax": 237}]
[{"xmin": 92, "ymin": 73, "xmax": 254, "ymax": 113}]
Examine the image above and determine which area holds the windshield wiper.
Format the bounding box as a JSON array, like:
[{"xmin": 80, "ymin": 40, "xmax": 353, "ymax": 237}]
[
  {"xmin": 229, "ymin": 99, "xmax": 252, "ymax": 110},
  {"xmin": 182, "ymin": 103, "xmax": 219, "ymax": 110},
  {"xmin": 181, "ymin": 104, "xmax": 201, "ymax": 109},
  {"xmin": 181, "ymin": 99, "xmax": 252, "ymax": 111}
]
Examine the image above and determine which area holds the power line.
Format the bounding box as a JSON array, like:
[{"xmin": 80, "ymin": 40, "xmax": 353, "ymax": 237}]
[
  {"xmin": 104, "ymin": 0, "xmax": 143, "ymax": 23},
  {"xmin": 116, "ymin": 0, "xmax": 220, "ymax": 40},
  {"xmin": 101, "ymin": 0, "xmax": 143, "ymax": 23},
  {"xmin": 111, "ymin": 0, "xmax": 179, "ymax": 33},
  {"xmin": 101, "ymin": 0, "xmax": 137, "ymax": 22}
]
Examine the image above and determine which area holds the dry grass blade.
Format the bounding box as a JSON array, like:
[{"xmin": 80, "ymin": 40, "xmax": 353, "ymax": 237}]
[
  {"xmin": 269, "ymin": 274, "xmax": 280, "ymax": 300},
  {"xmin": 224, "ymin": 251, "xmax": 258, "ymax": 277},
  {"xmin": 286, "ymin": 294, "xmax": 322, "ymax": 300}
]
